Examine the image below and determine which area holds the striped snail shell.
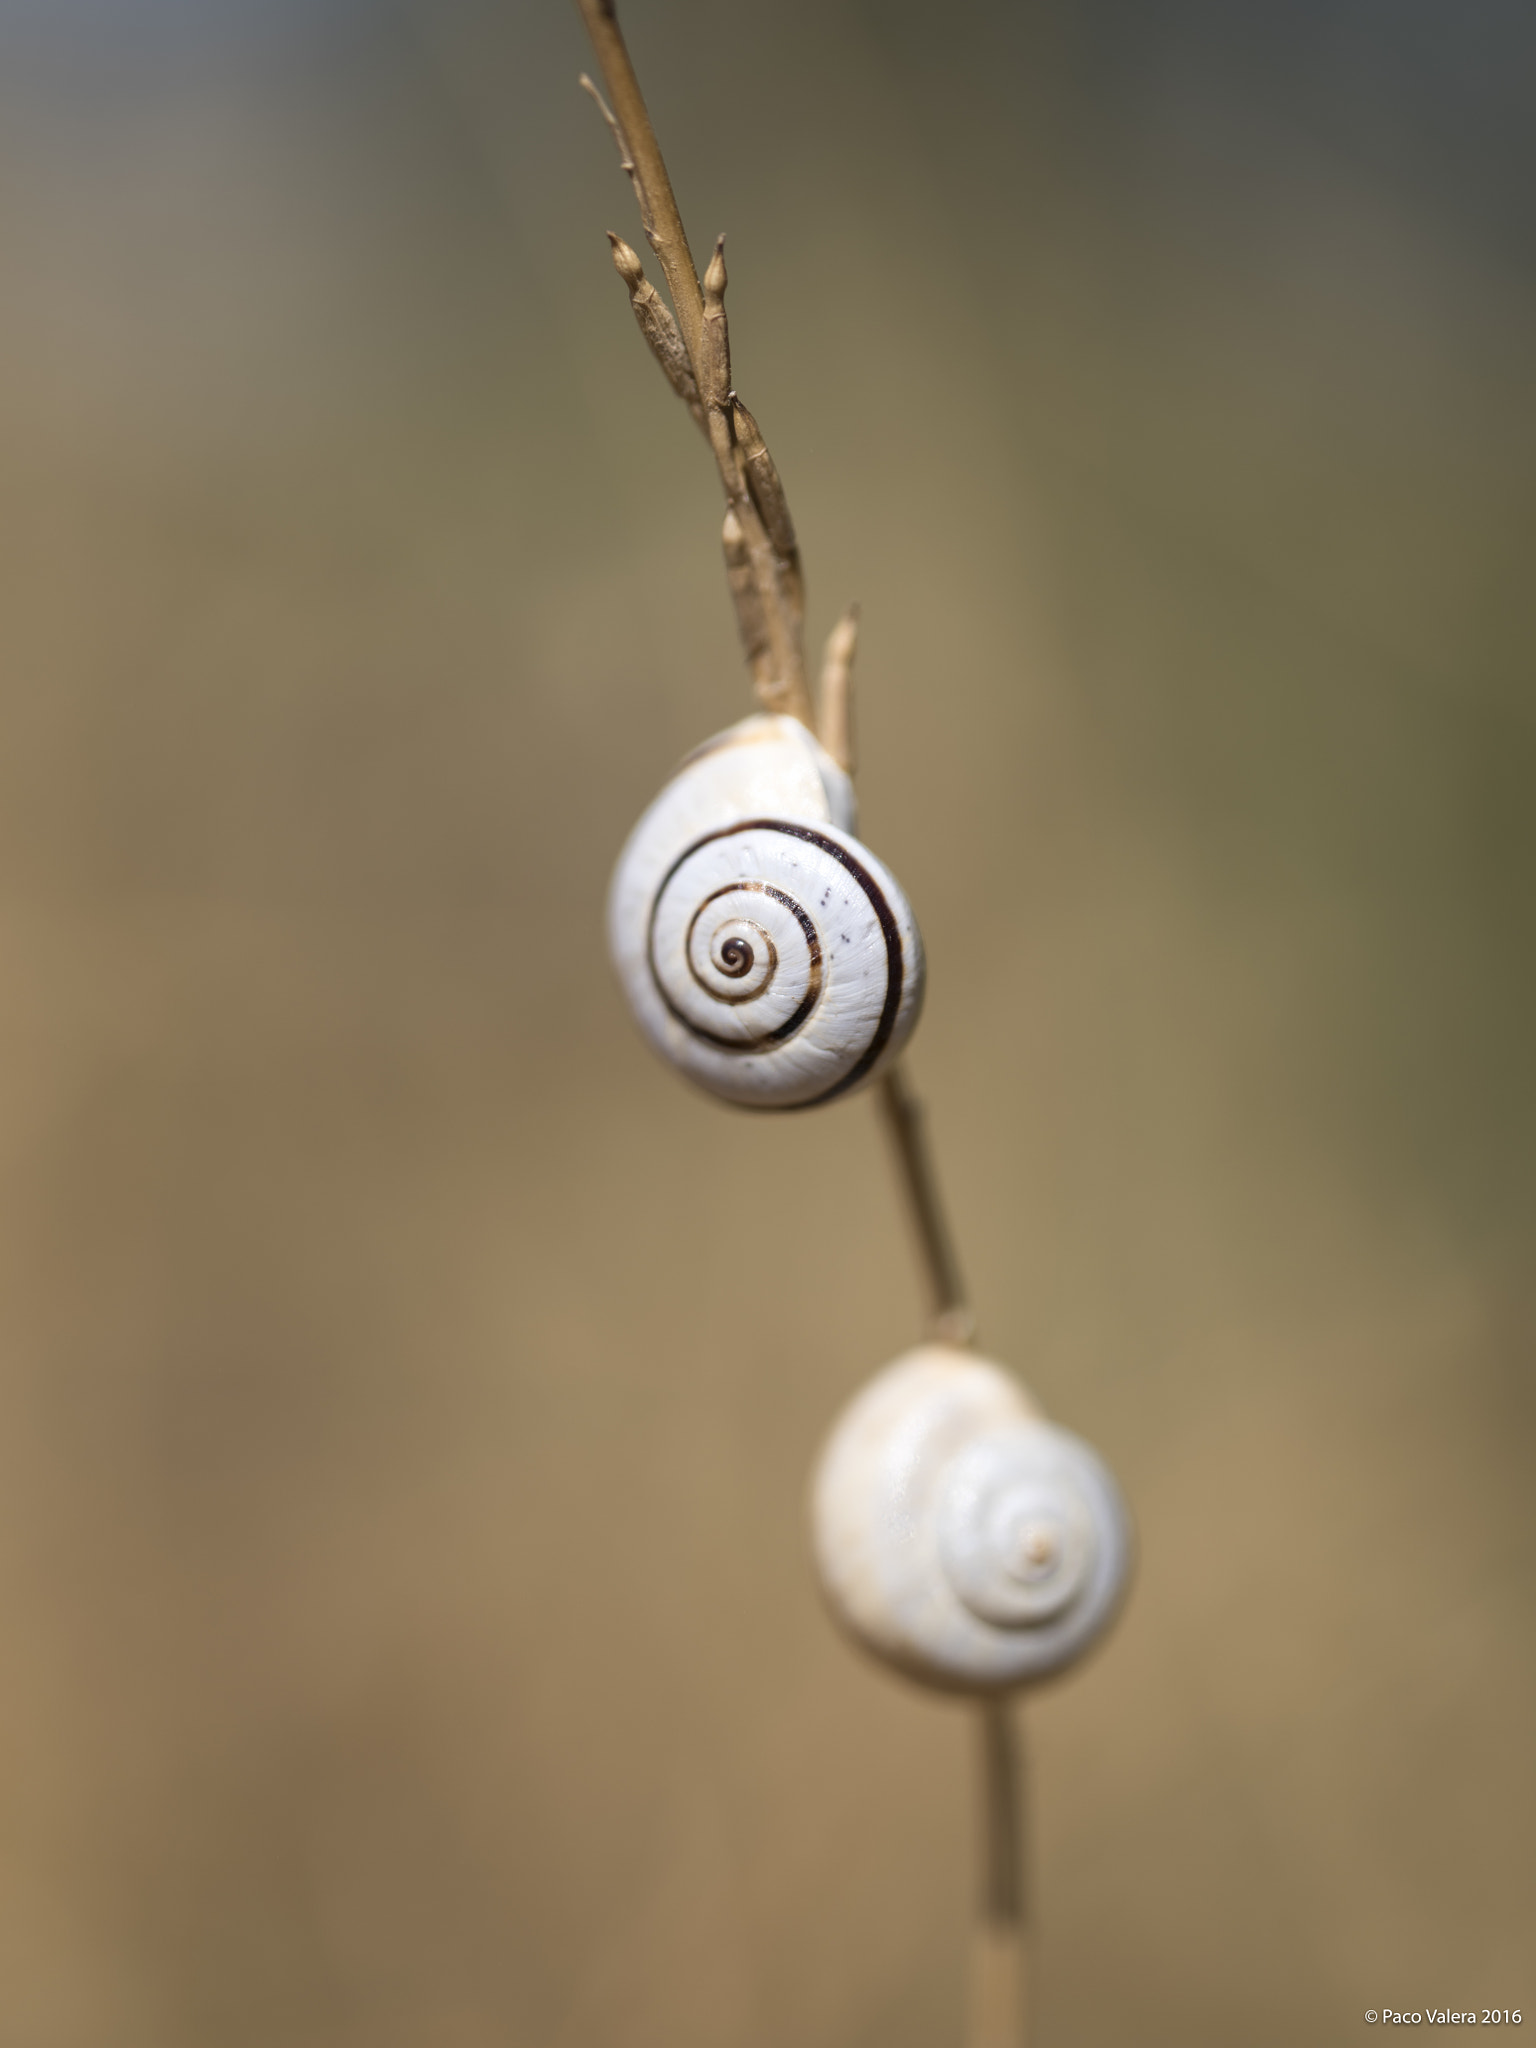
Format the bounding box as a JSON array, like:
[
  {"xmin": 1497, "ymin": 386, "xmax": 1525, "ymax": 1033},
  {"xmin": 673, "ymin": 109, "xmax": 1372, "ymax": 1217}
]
[
  {"xmin": 608, "ymin": 713, "xmax": 924, "ymax": 1110},
  {"xmin": 811, "ymin": 1345, "xmax": 1133, "ymax": 1694}
]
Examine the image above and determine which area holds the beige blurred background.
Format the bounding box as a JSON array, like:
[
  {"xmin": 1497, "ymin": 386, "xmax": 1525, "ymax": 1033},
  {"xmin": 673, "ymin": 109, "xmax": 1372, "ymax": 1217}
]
[{"xmin": 0, "ymin": 0, "xmax": 1531, "ymax": 2041}]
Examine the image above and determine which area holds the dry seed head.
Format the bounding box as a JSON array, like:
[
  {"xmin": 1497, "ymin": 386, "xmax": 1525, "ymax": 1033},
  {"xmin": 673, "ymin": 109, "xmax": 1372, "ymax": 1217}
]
[
  {"xmin": 607, "ymin": 231, "xmax": 645, "ymax": 289},
  {"xmin": 731, "ymin": 397, "xmax": 798, "ymax": 563},
  {"xmin": 700, "ymin": 236, "xmax": 732, "ymax": 404}
]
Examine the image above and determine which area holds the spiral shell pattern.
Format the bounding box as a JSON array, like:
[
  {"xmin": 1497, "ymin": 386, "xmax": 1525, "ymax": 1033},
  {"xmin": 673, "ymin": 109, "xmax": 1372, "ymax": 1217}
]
[
  {"xmin": 811, "ymin": 1346, "xmax": 1133, "ymax": 1694},
  {"xmin": 609, "ymin": 716, "xmax": 924, "ymax": 1110}
]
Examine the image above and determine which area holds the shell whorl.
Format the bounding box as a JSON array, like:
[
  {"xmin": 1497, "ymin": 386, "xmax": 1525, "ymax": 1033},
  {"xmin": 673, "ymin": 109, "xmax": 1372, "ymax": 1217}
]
[
  {"xmin": 810, "ymin": 1346, "xmax": 1133, "ymax": 1694},
  {"xmin": 609, "ymin": 716, "xmax": 924, "ymax": 1110}
]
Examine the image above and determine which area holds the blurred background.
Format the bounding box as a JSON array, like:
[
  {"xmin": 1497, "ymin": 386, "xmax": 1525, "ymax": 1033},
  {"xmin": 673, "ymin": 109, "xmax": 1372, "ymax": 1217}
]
[{"xmin": 0, "ymin": 0, "xmax": 1531, "ymax": 2041}]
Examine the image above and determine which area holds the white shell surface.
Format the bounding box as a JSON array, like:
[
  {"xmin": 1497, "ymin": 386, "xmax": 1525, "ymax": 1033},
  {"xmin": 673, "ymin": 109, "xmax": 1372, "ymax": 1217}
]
[
  {"xmin": 810, "ymin": 1346, "xmax": 1133, "ymax": 1694},
  {"xmin": 608, "ymin": 715, "xmax": 924, "ymax": 1110}
]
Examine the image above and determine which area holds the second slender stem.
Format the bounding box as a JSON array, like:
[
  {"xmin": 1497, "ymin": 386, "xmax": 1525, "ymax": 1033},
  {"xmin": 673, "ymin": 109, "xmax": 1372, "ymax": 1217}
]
[
  {"xmin": 878, "ymin": 1064, "xmax": 975, "ymax": 1346},
  {"xmin": 880, "ymin": 1074, "xmax": 1026, "ymax": 2042},
  {"xmin": 970, "ymin": 1699, "xmax": 1030, "ymax": 2048}
]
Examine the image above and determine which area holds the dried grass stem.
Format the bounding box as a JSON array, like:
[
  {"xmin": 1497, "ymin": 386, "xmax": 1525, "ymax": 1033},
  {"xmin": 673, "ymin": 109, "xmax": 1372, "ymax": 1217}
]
[
  {"xmin": 878, "ymin": 1065, "xmax": 975, "ymax": 1347},
  {"xmin": 577, "ymin": 2, "xmax": 811, "ymax": 723}
]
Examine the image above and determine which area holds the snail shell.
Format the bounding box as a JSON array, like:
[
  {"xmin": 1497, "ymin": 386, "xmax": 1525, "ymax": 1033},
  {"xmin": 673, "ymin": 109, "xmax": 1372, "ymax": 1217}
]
[
  {"xmin": 608, "ymin": 714, "xmax": 925, "ymax": 1110},
  {"xmin": 811, "ymin": 1345, "xmax": 1132, "ymax": 1694}
]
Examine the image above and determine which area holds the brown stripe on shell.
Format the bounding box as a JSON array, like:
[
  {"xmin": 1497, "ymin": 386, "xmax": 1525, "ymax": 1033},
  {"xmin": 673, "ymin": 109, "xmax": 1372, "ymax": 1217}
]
[
  {"xmin": 646, "ymin": 819, "xmax": 906, "ymax": 1103},
  {"xmin": 657, "ymin": 875, "xmax": 821, "ymax": 1048},
  {"xmin": 683, "ymin": 887, "xmax": 796, "ymax": 1014}
]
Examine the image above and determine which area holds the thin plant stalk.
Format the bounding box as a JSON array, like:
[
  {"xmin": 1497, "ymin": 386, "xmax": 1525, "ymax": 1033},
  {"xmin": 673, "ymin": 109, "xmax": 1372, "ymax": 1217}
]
[
  {"xmin": 970, "ymin": 1698, "xmax": 1030, "ymax": 2048},
  {"xmin": 575, "ymin": 0, "xmax": 811, "ymax": 721},
  {"xmin": 878, "ymin": 1063, "xmax": 976, "ymax": 1348},
  {"xmin": 572, "ymin": 7, "xmax": 1023, "ymax": 2042}
]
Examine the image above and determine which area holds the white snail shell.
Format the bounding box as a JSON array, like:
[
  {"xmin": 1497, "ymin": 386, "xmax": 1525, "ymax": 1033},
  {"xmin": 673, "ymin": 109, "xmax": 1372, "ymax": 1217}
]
[
  {"xmin": 608, "ymin": 714, "xmax": 925, "ymax": 1110},
  {"xmin": 811, "ymin": 1345, "xmax": 1133, "ymax": 1694}
]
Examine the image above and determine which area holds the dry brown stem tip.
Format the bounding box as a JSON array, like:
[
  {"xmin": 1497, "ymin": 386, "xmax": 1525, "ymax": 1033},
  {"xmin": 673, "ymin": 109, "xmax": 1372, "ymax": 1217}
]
[
  {"xmin": 818, "ymin": 605, "xmax": 860, "ymax": 774},
  {"xmin": 605, "ymin": 228, "xmax": 644, "ymax": 287},
  {"xmin": 579, "ymin": 75, "xmax": 649, "ymax": 235},
  {"xmin": 700, "ymin": 236, "xmax": 733, "ymax": 409}
]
